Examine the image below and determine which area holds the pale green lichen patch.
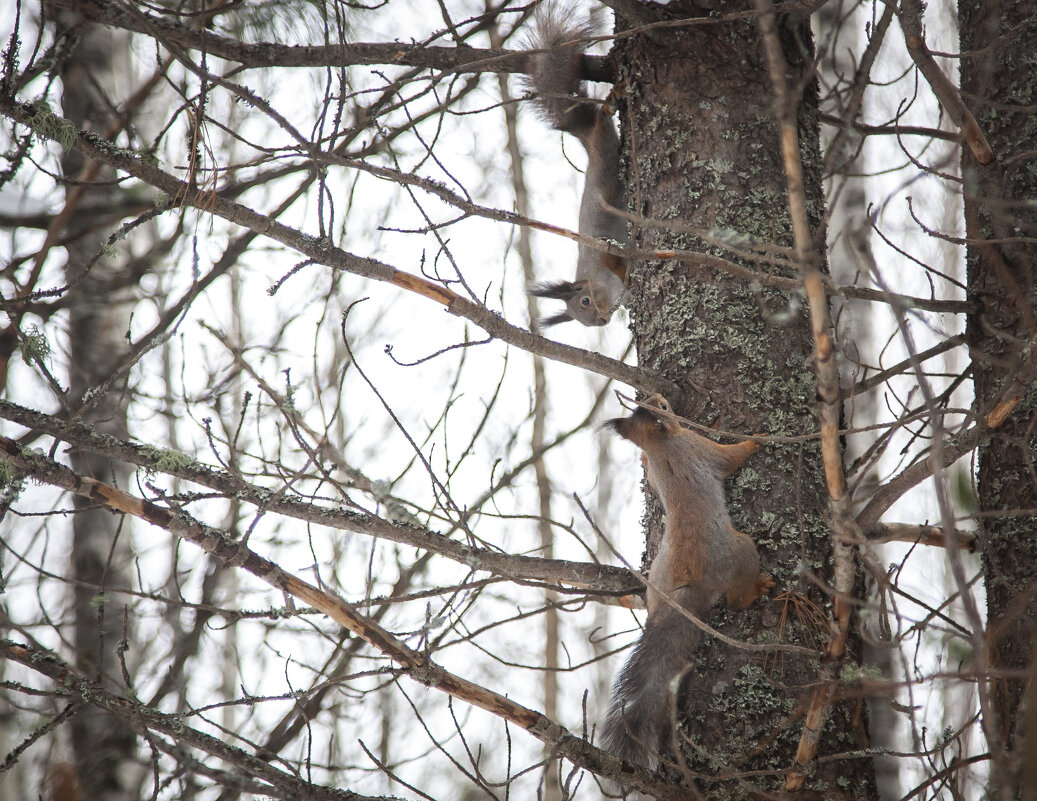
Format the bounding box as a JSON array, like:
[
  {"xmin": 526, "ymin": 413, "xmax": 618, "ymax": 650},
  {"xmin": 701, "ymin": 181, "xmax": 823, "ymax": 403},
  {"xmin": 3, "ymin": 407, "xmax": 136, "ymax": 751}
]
[
  {"xmin": 26, "ymin": 100, "xmax": 79, "ymax": 150},
  {"xmin": 0, "ymin": 458, "xmax": 21, "ymax": 489},
  {"xmin": 19, "ymin": 325, "xmax": 51, "ymax": 363},
  {"xmin": 154, "ymin": 449, "xmax": 199, "ymax": 473}
]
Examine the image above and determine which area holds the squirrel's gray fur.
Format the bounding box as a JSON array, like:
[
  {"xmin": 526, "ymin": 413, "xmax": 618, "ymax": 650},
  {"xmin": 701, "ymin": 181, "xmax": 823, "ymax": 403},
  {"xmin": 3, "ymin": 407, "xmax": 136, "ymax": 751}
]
[
  {"xmin": 525, "ymin": 3, "xmax": 627, "ymax": 327},
  {"xmin": 599, "ymin": 596, "xmax": 704, "ymax": 784}
]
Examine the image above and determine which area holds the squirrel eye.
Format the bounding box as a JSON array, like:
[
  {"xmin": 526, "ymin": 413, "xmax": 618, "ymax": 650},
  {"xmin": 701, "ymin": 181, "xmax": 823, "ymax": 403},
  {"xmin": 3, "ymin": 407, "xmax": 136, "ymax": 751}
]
[
  {"xmin": 580, "ymin": 297, "xmax": 591, "ymax": 306},
  {"xmin": 660, "ymin": 402, "xmax": 669, "ymax": 411}
]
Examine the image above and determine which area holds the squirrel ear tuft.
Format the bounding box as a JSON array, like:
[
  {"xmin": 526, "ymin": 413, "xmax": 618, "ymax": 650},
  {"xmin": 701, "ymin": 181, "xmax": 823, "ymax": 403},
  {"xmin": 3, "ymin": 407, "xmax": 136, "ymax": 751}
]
[
  {"xmin": 539, "ymin": 311, "xmax": 574, "ymax": 327},
  {"xmin": 528, "ymin": 280, "xmax": 577, "ymax": 300}
]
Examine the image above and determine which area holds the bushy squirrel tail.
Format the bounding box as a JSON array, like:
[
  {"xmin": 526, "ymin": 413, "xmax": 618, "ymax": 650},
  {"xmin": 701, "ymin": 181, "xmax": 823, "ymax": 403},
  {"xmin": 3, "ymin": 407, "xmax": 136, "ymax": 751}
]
[
  {"xmin": 526, "ymin": 4, "xmax": 599, "ymax": 141},
  {"xmin": 600, "ymin": 600, "xmax": 704, "ymax": 775}
]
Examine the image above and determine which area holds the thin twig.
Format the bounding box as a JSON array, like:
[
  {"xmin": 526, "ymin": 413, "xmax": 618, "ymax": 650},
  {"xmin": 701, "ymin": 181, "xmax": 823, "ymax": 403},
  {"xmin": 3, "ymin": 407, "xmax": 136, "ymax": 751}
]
[
  {"xmin": 894, "ymin": 0, "xmax": 994, "ymax": 164},
  {"xmin": 0, "ymin": 95, "xmax": 677, "ymax": 399},
  {"xmin": 0, "ymin": 437, "xmax": 712, "ymax": 801}
]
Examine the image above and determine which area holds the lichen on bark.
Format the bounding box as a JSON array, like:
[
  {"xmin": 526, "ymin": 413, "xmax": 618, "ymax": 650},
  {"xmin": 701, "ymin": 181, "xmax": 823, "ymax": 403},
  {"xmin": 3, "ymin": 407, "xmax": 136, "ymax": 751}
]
[{"xmin": 613, "ymin": 3, "xmax": 875, "ymax": 797}]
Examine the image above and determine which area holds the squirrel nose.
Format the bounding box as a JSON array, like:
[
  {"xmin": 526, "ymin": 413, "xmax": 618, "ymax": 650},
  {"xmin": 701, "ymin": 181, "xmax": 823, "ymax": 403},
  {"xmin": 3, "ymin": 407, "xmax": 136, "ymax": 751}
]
[{"xmin": 598, "ymin": 316, "xmax": 608, "ymax": 325}]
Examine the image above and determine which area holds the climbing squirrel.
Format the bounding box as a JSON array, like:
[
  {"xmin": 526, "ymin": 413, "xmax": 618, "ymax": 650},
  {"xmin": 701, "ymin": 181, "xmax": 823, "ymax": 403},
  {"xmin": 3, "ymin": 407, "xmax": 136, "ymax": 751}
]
[
  {"xmin": 601, "ymin": 394, "xmax": 774, "ymax": 779},
  {"xmin": 524, "ymin": 4, "xmax": 628, "ymax": 327}
]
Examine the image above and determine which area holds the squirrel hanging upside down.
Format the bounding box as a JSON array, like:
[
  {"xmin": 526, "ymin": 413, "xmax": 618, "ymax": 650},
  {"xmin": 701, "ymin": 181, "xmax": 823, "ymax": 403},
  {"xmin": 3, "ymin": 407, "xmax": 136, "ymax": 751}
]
[
  {"xmin": 602, "ymin": 395, "xmax": 774, "ymax": 783},
  {"xmin": 524, "ymin": 4, "xmax": 628, "ymax": 327}
]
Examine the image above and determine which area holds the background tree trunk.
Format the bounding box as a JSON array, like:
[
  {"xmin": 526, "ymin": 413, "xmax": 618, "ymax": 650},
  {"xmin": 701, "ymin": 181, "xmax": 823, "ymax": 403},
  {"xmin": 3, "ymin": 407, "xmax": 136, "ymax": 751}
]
[
  {"xmin": 819, "ymin": 2, "xmax": 902, "ymax": 791},
  {"xmin": 494, "ymin": 45, "xmax": 561, "ymax": 800},
  {"xmin": 57, "ymin": 15, "xmax": 140, "ymax": 800},
  {"xmin": 617, "ymin": 3, "xmax": 875, "ymax": 796},
  {"xmin": 963, "ymin": 0, "xmax": 1037, "ymax": 792}
]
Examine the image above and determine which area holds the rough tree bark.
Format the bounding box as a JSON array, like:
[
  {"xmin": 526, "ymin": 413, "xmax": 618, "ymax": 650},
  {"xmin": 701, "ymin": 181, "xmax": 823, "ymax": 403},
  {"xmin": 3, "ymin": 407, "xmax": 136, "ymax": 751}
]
[
  {"xmin": 962, "ymin": 0, "xmax": 1037, "ymax": 793},
  {"xmin": 615, "ymin": 2, "xmax": 876, "ymax": 797}
]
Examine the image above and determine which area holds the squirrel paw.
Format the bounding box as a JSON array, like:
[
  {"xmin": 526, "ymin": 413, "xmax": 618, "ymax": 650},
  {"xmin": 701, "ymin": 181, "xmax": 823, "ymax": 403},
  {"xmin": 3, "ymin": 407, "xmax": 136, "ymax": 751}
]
[
  {"xmin": 602, "ymin": 79, "xmax": 627, "ymax": 115},
  {"xmin": 617, "ymin": 593, "xmax": 645, "ymax": 610},
  {"xmin": 730, "ymin": 571, "xmax": 776, "ymax": 609}
]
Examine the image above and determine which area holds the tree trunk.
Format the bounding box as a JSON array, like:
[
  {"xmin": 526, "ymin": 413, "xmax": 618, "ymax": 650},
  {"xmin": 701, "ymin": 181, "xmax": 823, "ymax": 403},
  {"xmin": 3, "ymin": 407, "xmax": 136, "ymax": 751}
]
[
  {"xmin": 616, "ymin": 3, "xmax": 875, "ymax": 796},
  {"xmin": 57, "ymin": 16, "xmax": 140, "ymax": 801},
  {"xmin": 494, "ymin": 51, "xmax": 562, "ymax": 801},
  {"xmin": 962, "ymin": 0, "xmax": 1037, "ymax": 792}
]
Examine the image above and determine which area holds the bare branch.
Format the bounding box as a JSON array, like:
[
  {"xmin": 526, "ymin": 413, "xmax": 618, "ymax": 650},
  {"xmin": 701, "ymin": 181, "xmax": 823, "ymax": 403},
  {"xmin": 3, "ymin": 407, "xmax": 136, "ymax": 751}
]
[
  {"xmin": 754, "ymin": 0, "xmax": 856, "ymax": 786},
  {"xmin": 0, "ymin": 402, "xmax": 638, "ymax": 597},
  {"xmin": 0, "ymin": 641, "xmax": 395, "ymax": 801},
  {"xmin": 0, "ymin": 96, "xmax": 676, "ymax": 398},
  {"xmin": 0, "ymin": 437, "xmax": 718, "ymax": 801},
  {"xmin": 895, "ymin": 0, "xmax": 994, "ymax": 164},
  {"xmin": 40, "ymin": 0, "xmax": 614, "ymax": 81}
]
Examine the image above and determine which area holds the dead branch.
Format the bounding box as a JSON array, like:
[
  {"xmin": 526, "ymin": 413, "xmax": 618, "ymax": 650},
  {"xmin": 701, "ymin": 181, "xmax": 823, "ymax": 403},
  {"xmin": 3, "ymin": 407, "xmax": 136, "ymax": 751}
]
[
  {"xmin": 0, "ymin": 437, "xmax": 713, "ymax": 801},
  {"xmin": 862, "ymin": 522, "xmax": 977, "ymax": 552},
  {"xmin": 41, "ymin": 0, "xmax": 613, "ymax": 82},
  {"xmin": 754, "ymin": 0, "xmax": 857, "ymax": 787},
  {"xmin": 0, "ymin": 402, "xmax": 639, "ymax": 597},
  {"xmin": 0, "ymin": 641, "xmax": 396, "ymax": 801},
  {"xmin": 895, "ymin": 0, "xmax": 994, "ymax": 164},
  {"xmin": 0, "ymin": 96, "xmax": 677, "ymax": 399}
]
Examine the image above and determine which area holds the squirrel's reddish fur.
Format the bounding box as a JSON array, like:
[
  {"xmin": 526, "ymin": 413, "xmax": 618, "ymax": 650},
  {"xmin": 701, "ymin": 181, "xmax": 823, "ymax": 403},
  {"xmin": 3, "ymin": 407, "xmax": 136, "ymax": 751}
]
[{"xmin": 602, "ymin": 394, "xmax": 773, "ymax": 782}]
